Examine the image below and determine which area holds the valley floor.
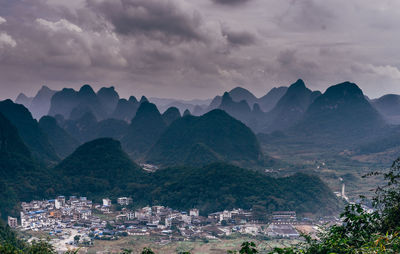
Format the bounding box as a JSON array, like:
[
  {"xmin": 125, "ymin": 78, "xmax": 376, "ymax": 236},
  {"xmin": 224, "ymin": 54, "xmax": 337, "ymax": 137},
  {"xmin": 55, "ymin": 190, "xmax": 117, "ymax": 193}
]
[{"xmin": 85, "ymin": 235, "xmax": 301, "ymax": 254}]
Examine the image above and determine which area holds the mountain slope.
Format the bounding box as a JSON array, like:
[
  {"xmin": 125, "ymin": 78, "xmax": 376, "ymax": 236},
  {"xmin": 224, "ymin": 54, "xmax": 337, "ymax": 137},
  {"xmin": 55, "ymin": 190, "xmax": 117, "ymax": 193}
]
[
  {"xmin": 0, "ymin": 100, "xmax": 58, "ymax": 162},
  {"xmin": 97, "ymin": 86, "xmax": 119, "ymax": 116},
  {"xmin": 15, "ymin": 93, "xmax": 33, "ymax": 108},
  {"xmin": 264, "ymin": 79, "xmax": 320, "ymax": 132},
  {"xmin": 371, "ymin": 94, "xmax": 400, "ymax": 124},
  {"xmin": 93, "ymin": 119, "xmax": 129, "ymax": 140},
  {"xmin": 54, "ymin": 138, "xmax": 146, "ymax": 197},
  {"xmin": 293, "ymin": 82, "xmax": 385, "ymax": 142},
  {"xmin": 0, "ymin": 112, "xmax": 52, "ymax": 218},
  {"xmin": 258, "ymin": 86, "xmax": 288, "ymax": 112},
  {"xmin": 62, "ymin": 112, "xmax": 98, "ymax": 143},
  {"xmin": 122, "ymin": 102, "xmax": 167, "ymax": 158},
  {"xmin": 148, "ymin": 163, "xmax": 339, "ymax": 215},
  {"xmin": 49, "ymin": 85, "xmax": 107, "ymax": 120},
  {"xmin": 38, "ymin": 116, "xmax": 80, "ymax": 158},
  {"xmin": 228, "ymin": 87, "xmax": 258, "ymax": 106},
  {"xmin": 111, "ymin": 97, "xmax": 140, "ymax": 122},
  {"xmin": 48, "ymin": 88, "xmax": 80, "ymax": 119},
  {"xmin": 218, "ymin": 92, "xmax": 252, "ymax": 123},
  {"xmin": 29, "ymin": 86, "xmax": 57, "ymax": 119},
  {"xmin": 70, "ymin": 85, "xmax": 106, "ymax": 120},
  {"xmin": 146, "ymin": 109, "xmax": 262, "ymax": 166},
  {"xmin": 162, "ymin": 107, "xmax": 181, "ymax": 125}
]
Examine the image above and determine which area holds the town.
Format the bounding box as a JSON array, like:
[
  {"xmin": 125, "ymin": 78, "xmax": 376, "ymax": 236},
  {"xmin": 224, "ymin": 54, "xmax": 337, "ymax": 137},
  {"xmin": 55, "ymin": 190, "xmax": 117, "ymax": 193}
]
[{"xmin": 8, "ymin": 196, "xmax": 336, "ymax": 252}]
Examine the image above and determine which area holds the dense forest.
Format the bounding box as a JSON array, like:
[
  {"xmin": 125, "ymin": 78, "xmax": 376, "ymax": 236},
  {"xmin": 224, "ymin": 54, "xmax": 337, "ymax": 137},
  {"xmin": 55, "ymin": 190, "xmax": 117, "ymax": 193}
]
[
  {"xmin": 0, "ymin": 133, "xmax": 339, "ymax": 218},
  {"xmin": 1, "ymin": 158, "xmax": 400, "ymax": 253},
  {"xmin": 52, "ymin": 138, "xmax": 338, "ymax": 215}
]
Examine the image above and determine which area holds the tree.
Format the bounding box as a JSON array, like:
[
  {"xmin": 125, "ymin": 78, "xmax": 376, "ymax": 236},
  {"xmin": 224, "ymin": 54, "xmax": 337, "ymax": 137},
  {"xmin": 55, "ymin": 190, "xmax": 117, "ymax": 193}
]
[
  {"xmin": 105, "ymin": 222, "xmax": 114, "ymax": 230},
  {"xmin": 229, "ymin": 242, "xmax": 258, "ymax": 254},
  {"xmin": 73, "ymin": 235, "xmax": 80, "ymax": 244},
  {"xmin": 221, "ymin": 220, "xmax": 228, "ymax": 226},
  {"xmin": 239, "ymin": 242, "xmax": 258, "ymax": 254},
  {"xmin": 372, "ymin": 158, "xmax": 400, "ymax": 232},
  {"xmin": 120, "ymin": 249, "xmax": 133, "ymax": 254},
  {"xmin": 0, "ymin": 242, "xmax": 23, "ymax": 254},
  {"xmin": 269, "ymin": 157, "xmax": 400, "ymax": 254},
  {"xmin": 27, "ymin": 240, "xmax": 55, "ymax": 254},
  {"xmin": 141, "ymin": 247, "xmax": 155, "ymax": 254}
]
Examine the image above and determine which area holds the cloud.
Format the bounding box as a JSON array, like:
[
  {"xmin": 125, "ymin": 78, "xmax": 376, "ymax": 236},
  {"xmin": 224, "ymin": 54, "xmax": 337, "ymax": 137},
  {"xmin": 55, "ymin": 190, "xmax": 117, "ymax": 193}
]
[
  {"xmin": 0, "ymin": 33, "xmax": 16, "ymax": 48},
  {"xmin": 212, "ymin": 0, "xmax": 251, "ymax": 6},
  {"xmin": 367, "ymin": 64, "xmax": 400, "ymax": 80},
  {"xmin": 88, "ymin": 0, "xmax": 205, "ymax": 44},
  {"xmin": 0, "ymin": 16, "xmax": 6, "ymax": 25},
  {"xmin": 221, "ymin": 27, "xmax": 256, "ymax": 46},
  {"xmin": 36, "ymin": 18, "xmax": 83, "ymax": 32},
  {"xmin": 1, "ymin": 0, "xmax": 400, "ymax": 100}
]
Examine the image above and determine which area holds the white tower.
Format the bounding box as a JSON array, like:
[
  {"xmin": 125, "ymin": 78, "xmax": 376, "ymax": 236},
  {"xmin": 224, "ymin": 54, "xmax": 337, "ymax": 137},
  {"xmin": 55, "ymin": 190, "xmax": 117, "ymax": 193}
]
[{"xmin": 341, "ymin": 183, "xmax": 345, "ymax": 198}]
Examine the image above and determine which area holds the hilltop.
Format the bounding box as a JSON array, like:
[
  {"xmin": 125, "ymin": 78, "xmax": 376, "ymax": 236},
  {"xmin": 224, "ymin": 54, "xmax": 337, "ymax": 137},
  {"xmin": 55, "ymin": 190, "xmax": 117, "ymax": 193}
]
[{"xmin": 146, "ymin": 109, "xmax": 263, "ymax": 166}]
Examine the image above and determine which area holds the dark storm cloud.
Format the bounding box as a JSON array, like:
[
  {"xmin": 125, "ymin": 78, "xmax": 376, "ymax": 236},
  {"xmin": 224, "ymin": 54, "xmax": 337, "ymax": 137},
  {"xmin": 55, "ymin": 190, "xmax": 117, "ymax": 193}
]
[
  {"xmin": 1, "ymin": 0, "xmax": 400, "ymax": 100},
  {"xmin": 221, "ymin": 27, "xmax": 256, "ymax": 47},
  {"xmin": 88, "ymin": 0, "xmax": 205, "ymax": 44},
  {"xmin": 212, "ymin": 0, "xmax": 251, "ymax": 6}
]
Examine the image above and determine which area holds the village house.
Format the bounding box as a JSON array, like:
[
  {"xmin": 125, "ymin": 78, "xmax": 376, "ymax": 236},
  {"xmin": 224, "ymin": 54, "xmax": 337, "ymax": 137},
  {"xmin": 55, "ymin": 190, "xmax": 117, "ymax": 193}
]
[{"xmin": 8, "ymin": 216, "xmax": 18, "ymax": 228}]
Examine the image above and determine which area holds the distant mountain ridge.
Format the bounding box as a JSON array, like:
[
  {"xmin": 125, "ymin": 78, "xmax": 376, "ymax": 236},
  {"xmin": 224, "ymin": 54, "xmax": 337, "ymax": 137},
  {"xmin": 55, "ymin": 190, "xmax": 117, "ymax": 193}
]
[
  {"xmin": 54, "ymin": 138, "xmax": 146, "ymax": 197},
  {"xmin": 146, "ymin": 109, "xmax": 263, "ymax": 166},
  {"xmin": 122, "ymin": 102, "xmax": 167, "ymax": 159},
  {"xmin": 0, "ymin": 99, "xmax": 59, "ymax": 162},
  {"xmin": 16, "ymin": 86, "xmax": 56, "ymax": 119},
  {"xmin": 291, "ymin": 81, "xmax": 385, "ymax": 142},
  {"xmin": 371, "ymin": 94, "xmax": 400, "ymax": 124},
  {"xmin": 263, "ymin": 79, "xmax": 321, "ymax": 132},
  {"xmin": 0, "ymin": 111, "xmax": 53, "ymax": 218}
]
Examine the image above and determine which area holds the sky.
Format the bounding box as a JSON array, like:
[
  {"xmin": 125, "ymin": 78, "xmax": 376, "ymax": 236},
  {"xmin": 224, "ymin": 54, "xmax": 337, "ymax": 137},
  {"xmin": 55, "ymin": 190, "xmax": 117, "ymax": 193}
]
[{"xmin": 0, "ymin": 0, "xmax": 400, "ymax": 100}]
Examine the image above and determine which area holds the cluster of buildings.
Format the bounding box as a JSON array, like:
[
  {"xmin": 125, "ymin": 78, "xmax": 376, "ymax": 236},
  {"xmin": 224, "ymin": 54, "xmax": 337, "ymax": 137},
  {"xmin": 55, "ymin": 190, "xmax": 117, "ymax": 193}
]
[
  {"xmin": 8, "ymin": 195, "xmax": 318, "ymax": 246},
  {"xmin": 19, "ymin": 196, "xmax": 94, "ymax": 230}
]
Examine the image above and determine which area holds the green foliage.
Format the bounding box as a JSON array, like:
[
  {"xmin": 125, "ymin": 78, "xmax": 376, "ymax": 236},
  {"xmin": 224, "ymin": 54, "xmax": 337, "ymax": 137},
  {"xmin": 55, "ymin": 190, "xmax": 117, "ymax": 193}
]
[
  {"xmin": 293, "ymin": 82, "xmax": 384, "ymax": 143},
  {"xmin": 27, "ymin": 240, "xmax": 55, "ymax": 254},
  {"xmin": 0, "ymin": 112, "xmax": 54, "ymax": 218},
  {"xmin": 228, "ymin": 241, "xmax": 259, "ymax": 254},
  {"xmin": 162, "ymin": 107, "xmax": 181, "ymax": 126},
  {"xmin": 147, "ymin": 109, "xmax": 263, "ymax": 166},
  {"xmin": 38, "ymin": 116, "xmax": 80, "ymax": 158},
  {"xmin": 0, "ymin": 99, "xmax": 58, "ymax": 162},
  {"xmin": 120, "ymin": 249, "xmax": 133, "ymax": 254},
  {"xmin": 146, "ymin": 163, "xmax": 339, "ymax": 215},
  {"xmin": 0, "ymin": 220, "xmax": 26, "ymax": 250},
  {"xmin": 0, "ymin": 227, "xmax": 59, "ymax": 254},
  {"xmin": 122, "ymin": 102, "xmax": 167, "ymax": 157},
  {"xmin": 269, "ymin": 157, "xmax": 400, "ymax": 254},
  {"xmin": 141, "ymin": 247, "xmax": 155, "ymax": 254},
  {"xmin": 54, "ymin": 138, "xmax": 147, "ymax": 198},
  {"xmin": 372, "ymin": 158, "xmax": 400, "ymax": 233},
  {"xmin": 265, "ymin": 79, "xmax": 317, "ymax": 132}
]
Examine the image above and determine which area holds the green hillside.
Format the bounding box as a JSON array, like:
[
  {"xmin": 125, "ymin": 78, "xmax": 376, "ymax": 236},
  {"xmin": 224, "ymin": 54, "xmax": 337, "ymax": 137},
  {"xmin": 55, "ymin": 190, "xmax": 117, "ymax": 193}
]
[
  {"xmin": 54, "ymin": 138, "xmax": 147, "ymax": 198},
  {"xmin": 122, "ymin": 102, "xmax": 167, "ymax": 158},
  {"xmin": 147, "ymin": 163, "xmax": 339, "ymax": 215},
  {"xmin": 146, "ymin": 109, "xmax": 263, "ymax": 166},
  {"xmin": 0, "ymin": 100, "xmax": 58, "ymax": 162}
]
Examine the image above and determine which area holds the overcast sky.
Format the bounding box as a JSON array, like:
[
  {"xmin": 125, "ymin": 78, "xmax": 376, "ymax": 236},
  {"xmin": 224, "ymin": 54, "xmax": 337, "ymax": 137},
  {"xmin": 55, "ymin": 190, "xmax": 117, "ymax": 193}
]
[{"xmin": 0, "ymin": 0, "xmax": 400, "ymax": 100}]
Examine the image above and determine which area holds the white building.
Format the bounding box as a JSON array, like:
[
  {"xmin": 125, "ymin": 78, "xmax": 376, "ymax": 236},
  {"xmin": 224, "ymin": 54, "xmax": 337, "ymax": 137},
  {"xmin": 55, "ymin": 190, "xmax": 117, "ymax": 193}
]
[
  {"xmin": 103, "ymin": 198, "xmax": 111, "ymax": 207},
  {"xmin": 8, "ymin": 216, "xmax": 18, "ymax": 228},
  {"xmin": 55, "ymin": 196, "xmax": 65, "ymax": 209},
  {"xmin": 190, "ymin": 209, "xmax": 199, "ymax": 217},
  {"xmin": 117, "ymin": 197, "xmax": 132, "ymax": 206}
]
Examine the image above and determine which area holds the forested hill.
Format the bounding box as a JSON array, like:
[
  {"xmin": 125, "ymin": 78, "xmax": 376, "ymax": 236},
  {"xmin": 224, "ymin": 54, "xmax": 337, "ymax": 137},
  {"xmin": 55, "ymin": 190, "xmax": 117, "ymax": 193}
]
[
  {"xmin": 0, "ymin": 112, "xmax": 54, "ymax": 219},
  {"xmin": 146, "ymin": 163, "xmax": 340, "ymax": 215},
  {"xmin": 146, "ymin": 109, "xmax": 263, "ymax": 166},
  {"xmin": 53, "ymin": 138, "xmax": 339, "ymax": 216},
  {"xmin": 54, "ymin": 138, "xmax": 147, "ymax": 198}
]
